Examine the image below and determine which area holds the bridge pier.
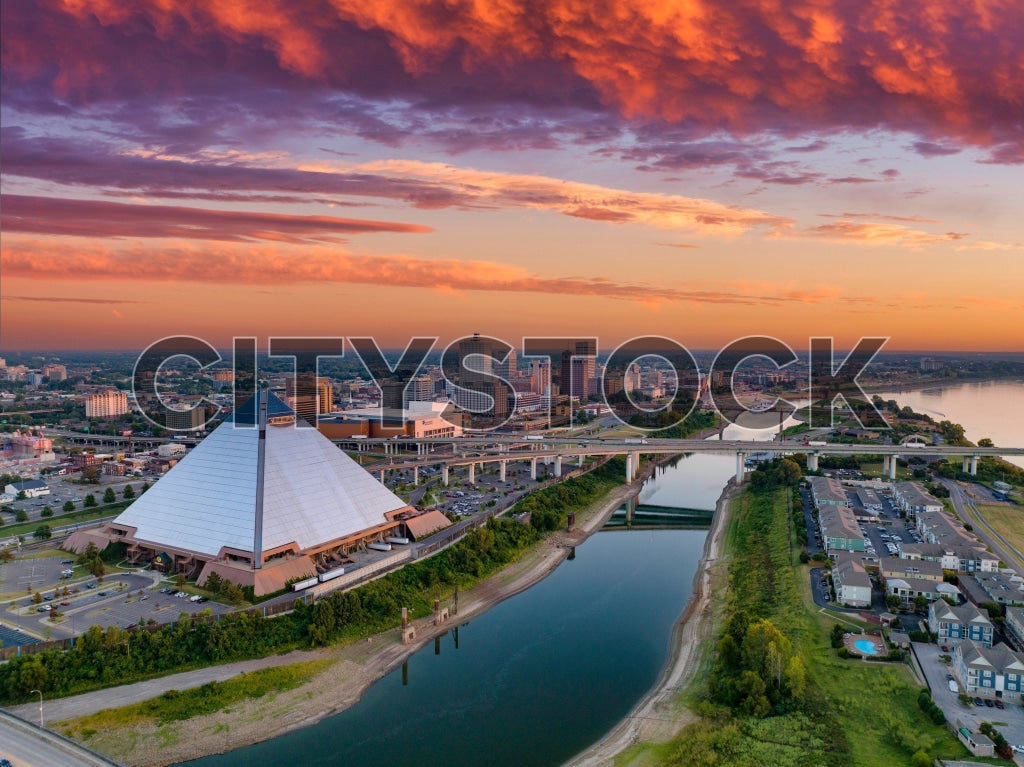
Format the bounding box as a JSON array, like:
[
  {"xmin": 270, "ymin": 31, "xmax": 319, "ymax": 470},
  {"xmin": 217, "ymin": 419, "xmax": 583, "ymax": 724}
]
[
  {"xmin": 962, "ymin": 456, "xmax": 969, "ymax": 473},
  {"xmin": 578, "ymin": 454, "xmax": 584, "ymax": 467},
  {"xmin": 625, "ymin": 453, "xmax": 633, "ymax": 483},
  {"xmin": 380, "ymin": 469, "xmax": 386, "ymax": 484},
  {"xmin": 530, "ymin": 457, "xmax": 537, "ymax": 481},
  {"xmin": 468, "ymin": 463, "xmax": 475, "ymax": 485},
  {"xmin": 499, "ymin": 460, "xmax": 506, "ymax": 482},
  {"xmin": 413, "ymin": 465, "xmax": 418, "ymax": 484},
  {"xmin": 442, "ymin": 465, "xmax": 449, "ymax": 486},
  {"xmin": 554, "ymin": 455, "xmax": 562, "ymax": 477},
  {"xmin": 807, "ymin": 453, "xmax": 818, "ymax": 472},
  {"xmin": 882, "ymin": 455, "xmax": 890, "ymax": 474},
  {"xmin": 735, "ymin": 452, "xmax": 746, "ymax": 483},
  {"xmin": 889, "ymin": 455, "xmax": 897, "ymax": 479},
  {"xmin": 971, "ymin": 456, "xmax": 979, "ymax": 476}
]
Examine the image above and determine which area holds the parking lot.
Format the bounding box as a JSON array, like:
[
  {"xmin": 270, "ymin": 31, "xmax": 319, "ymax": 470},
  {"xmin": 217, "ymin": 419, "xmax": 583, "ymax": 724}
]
[
  {"xmin": 915, "ymin": 641, "xmax": 1024, "ymax": 749},
  {"xmin": 1, "ymin": 473, "xmax": 155, "ymax": 527},
  {"xmin": 0, "ymin": 550, "xmax": 75, "ymax": 596},
  {"xmin": 13, "ymin": 579, "xmax": 232, "ymax": 636}
]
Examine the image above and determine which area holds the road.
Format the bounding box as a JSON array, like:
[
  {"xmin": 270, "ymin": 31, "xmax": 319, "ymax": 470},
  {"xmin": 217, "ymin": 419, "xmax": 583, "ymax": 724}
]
[
  {"xmin": 939, "ymin": 477, "xmax": 1024, "ymax": 571},
  {"xmin": 0, "ymin": 710, "xmax": 121, "ymax": 766},
  {"xmin": 5, "ymin": 650, "xmax": 323, "ymax": 723}
]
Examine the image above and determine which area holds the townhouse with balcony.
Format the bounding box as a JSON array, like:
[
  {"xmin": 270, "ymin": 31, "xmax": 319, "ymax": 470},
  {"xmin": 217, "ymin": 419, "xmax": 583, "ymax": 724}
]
[
  {"xmin": 953, "ymin": 640, "xmax": 1024, "ymax": 702},
  {"xmin": 928, "ymin": 600, "xmax": 994, "ymax": 647}
]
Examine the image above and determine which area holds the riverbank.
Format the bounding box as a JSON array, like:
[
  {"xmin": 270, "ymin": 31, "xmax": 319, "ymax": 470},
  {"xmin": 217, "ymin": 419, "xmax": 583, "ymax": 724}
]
[
  {"xmin": 563, "ymin": 477, "xmax": 740, "ymax": 766},
  {"xmin": 51, "ymin": 456, "xmax": 673, "ymax": 766}
]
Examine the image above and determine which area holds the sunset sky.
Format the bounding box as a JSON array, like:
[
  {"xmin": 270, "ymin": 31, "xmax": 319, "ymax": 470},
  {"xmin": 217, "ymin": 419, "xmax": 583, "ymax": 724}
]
[{"xmin": 2, "ymin": 0, "xmax": 1023, "ymax": 353}]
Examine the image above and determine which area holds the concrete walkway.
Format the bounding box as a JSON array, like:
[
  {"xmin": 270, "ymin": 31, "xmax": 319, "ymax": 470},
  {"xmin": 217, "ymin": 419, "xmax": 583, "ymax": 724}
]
[{"xmin": 6, "ymin": 648, "xmax": 323, "ymax": 723}]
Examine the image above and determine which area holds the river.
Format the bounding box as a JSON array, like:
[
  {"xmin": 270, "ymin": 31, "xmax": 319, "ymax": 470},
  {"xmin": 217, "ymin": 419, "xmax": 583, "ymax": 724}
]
[
  {"xmin": 182, "ymin": 451, "xmax": 752, "ymax": 766},
  {"xmin": 877, "ymin": 380, "xmax": 1024, "ymax": 468}
]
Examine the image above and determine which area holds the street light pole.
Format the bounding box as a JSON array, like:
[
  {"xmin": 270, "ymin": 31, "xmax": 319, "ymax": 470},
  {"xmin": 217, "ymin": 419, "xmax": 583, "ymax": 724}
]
[{"xmin": 30, "ymin": 688, "xmax": 43, "ymax": 727}]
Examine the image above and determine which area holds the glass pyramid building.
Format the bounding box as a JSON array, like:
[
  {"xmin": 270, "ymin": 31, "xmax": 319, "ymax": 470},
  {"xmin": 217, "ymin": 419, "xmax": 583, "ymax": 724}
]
[{"xmin": 65, "ymin": 390, "xmax": 412, "ymax": 595}]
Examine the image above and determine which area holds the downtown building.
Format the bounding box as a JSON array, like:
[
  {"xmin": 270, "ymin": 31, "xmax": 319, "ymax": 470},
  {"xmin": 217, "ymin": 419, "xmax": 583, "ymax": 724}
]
[{"xmin": 84, "ymin": 390, "xmax": 129, "ymax": 418}]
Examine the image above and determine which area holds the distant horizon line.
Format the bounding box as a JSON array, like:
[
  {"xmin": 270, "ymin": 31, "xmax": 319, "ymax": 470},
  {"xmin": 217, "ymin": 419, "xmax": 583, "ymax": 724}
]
[{"xmin": 2, "ymin": 347, "xmax": 1024, "ymax": 357}]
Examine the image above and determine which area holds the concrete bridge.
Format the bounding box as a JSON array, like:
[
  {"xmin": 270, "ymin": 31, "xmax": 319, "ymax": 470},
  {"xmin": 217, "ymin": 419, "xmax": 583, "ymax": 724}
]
[
  {"xmin": 603, "ymin": 501, "xmax": 715, "ymax": 530},
  {"xmin": 335, "ymin": 435, "xmax": 1024, "ymax": 485}
]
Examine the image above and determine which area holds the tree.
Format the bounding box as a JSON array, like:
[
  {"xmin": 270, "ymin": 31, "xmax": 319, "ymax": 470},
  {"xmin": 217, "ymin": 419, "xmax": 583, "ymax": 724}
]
[
  {"xmin": 83, "ymin": 494, "xmax": 97, "ymax": 508},
  {"xmin": 82, "ymin": 465, "xmax": 102, "ymax": 484},
  {"xmin": 103, "ymin": 487, "xmax": 116, "ymax": 504},
  {"xmin": 33, "ymin": 525, "xmax": 52, "ymax": 540},
  {"xmin": 886, "ymin": 594, "xmax": 902, "ymax": 612},
  {"xmin": 174, "ymin": 572, "xmax": 186, "ymax": 590},
  {"xmin": 222, "ymin": 580, "xmax": 245, "ymax": 605},
  {"xmin": 40, "ymin": 506, "xmax": 53, "ymax": 518},
  {"xmin": 204, "ymin": 571, "xmax": 223, "ymax": 594},
  {"xmin": 15, "ymin": 509, "xmax": 28, "ymax": 523},
  {"xmin": 122, "ymin": 484, "xmax": 135, "ymax": 500},
  {"xmin": 830, "ymin": 623, "xmax": 846, "ymax": 649},
  {"xmin": 32, "ymin": 591, "xmax": 42, "ymax": 604},
  {"xmin": 15, "ymin": 490, "xmax": 26, "ymax": 501},
  {"xmin": 978, "ymin": 437, "xmax": 994, "ymax": 447},
  {"xmin": 913, "ymin": 595, "xmax": 928, "ymax": 612},
  {"xmin": 63, "ymin": 500, "xmax": 75, "ymax": 512}
]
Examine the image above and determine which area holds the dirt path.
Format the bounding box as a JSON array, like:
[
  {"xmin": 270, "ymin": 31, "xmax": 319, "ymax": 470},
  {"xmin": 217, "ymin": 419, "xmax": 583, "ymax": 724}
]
[
  {"xmin": 45, "ymin": 459, "xmax": 668, "ymax": 767},
  {"xmin": 563, "ymin": 479, "xmax": 740, "ymax": 767}
]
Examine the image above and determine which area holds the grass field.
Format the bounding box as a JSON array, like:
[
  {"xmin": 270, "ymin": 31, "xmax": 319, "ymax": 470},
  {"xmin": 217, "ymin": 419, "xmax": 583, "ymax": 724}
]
[{"xmin": 974, "ymin": 503, "xmax": 1024, "ymax": 559}]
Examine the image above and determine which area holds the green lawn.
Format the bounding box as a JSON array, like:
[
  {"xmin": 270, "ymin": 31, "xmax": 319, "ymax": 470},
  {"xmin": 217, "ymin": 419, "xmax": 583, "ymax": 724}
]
[{"xmin": 974, "ymin": 503, "xmax": 1024, "ymax": 562}]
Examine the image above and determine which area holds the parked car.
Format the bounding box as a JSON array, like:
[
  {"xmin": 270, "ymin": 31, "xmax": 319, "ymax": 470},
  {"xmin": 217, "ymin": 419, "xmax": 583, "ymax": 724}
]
[
  {"xmin": 975, "ymin": 697, "xmax": 985, "ymax": 706},
  {"xmin": 995, "ymin": 700, "xmax": 1005, "ymax": 709},
  {"xmin": 941, "ymin": 645, "xmax": 949, "ymax": 653},
  {"xmin": 985, "ymin": 699, "xmax": 994, "ymax": 707}
]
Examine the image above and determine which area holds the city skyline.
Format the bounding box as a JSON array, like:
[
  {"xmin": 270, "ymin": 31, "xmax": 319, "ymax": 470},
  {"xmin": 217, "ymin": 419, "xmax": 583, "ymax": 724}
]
[{"xmin": 2, "ymin": 1, "xmax": 1023, "ymax": 352}]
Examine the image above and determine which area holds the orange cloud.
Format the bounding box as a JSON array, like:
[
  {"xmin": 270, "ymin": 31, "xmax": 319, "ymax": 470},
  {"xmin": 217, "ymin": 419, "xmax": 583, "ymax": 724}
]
[
  {"xmin": 1, "ymin": 236, "xmax": 876, "ymax": 307},
  {"xmin": 43, "ymin": 0, "xmax": 1022, "ymax": 151}
]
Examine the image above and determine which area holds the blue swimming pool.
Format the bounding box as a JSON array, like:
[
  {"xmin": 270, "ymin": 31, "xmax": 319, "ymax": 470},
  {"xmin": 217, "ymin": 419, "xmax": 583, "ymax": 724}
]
[{"xmin": 854, "ymin": 638, "xmax": 880, "ymax": 655}]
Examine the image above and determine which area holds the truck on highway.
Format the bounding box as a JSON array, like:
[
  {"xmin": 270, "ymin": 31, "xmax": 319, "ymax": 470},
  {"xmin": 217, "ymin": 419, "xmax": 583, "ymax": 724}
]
[
  {"xmin": 803, "ymin": 441, "xmax": 828, "ymax": 446},
  {"xmin": 623, "ymin": 438, "xmax": 649, "ymax": 444}
]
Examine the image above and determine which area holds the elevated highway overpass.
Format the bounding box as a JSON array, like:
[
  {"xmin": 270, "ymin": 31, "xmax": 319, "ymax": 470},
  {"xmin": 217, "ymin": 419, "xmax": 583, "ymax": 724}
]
[{"xmin": 333, "ymin": 435, "xmax": 1024, "ymax": 484}]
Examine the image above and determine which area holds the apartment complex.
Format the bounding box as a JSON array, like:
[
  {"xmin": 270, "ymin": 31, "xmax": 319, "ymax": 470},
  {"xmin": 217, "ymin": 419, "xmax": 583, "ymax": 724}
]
[{"xmin": 84, "ymin": 390, "xmax": 129, "ymax": 418}]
